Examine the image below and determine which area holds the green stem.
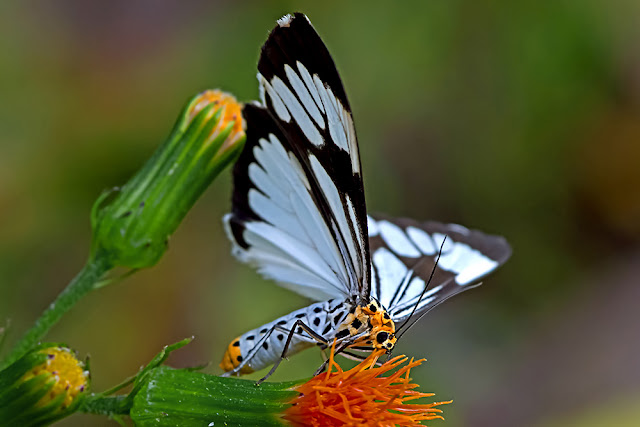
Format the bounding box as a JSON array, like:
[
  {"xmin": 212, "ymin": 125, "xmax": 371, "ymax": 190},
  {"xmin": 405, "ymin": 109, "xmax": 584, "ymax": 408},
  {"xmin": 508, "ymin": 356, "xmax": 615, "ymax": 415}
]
[
  {"xmin": 80, "ymin": 395, "xmax": 131, "ymax": 417},
  {"xmin": 0, "ymin": 255, "xmax": 113, "ymax": 369}
]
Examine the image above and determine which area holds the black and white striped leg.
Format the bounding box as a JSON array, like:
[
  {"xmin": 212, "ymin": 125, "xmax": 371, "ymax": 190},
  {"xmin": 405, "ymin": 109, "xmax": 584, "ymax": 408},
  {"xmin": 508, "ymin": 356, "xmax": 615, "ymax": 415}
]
[{"xmin": 256, "ymin": 320, "xmax": 329, "ymax": 385}]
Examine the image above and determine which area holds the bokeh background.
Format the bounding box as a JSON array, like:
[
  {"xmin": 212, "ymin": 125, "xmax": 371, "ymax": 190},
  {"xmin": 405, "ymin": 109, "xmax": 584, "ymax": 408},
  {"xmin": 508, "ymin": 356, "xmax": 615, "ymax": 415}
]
[{"xmin": 1, "ymin": 1, "xmax": 640, "ymax": 425}]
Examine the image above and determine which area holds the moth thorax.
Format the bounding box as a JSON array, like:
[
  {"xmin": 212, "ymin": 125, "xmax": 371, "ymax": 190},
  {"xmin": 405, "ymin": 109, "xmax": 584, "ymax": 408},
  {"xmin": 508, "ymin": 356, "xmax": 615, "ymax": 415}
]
[
  {"xmin": 337, "ymin": 300, "xmax": 397, "ymax": 351},
  {"xmin": 363, "ymin": 300, "xmax": 397, "ymax": 351}
]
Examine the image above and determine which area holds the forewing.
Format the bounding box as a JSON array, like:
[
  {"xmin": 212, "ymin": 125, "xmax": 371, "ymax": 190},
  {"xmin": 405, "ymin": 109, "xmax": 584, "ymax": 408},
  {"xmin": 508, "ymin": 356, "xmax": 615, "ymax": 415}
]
[
  {"xmin": 224, "ymin": 13, "xmax": 370, "ymax": 301},
  {"xmin": 367, "ymin": 215, "xmax": 511, "ymax": 322}
]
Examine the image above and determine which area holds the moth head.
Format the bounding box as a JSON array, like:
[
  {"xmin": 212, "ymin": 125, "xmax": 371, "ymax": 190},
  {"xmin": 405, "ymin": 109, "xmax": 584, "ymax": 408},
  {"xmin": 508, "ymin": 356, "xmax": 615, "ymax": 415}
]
[{"xmin": 374, "ymin": 330, "xmax": 396, "ymax": 352}]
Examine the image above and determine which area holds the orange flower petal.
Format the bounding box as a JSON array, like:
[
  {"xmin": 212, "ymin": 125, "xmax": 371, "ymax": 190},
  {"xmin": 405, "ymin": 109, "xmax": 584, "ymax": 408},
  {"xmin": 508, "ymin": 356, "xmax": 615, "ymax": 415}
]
[{"xmin": 283, "ymin": 342, "xmax": 451, "ymax": 427}]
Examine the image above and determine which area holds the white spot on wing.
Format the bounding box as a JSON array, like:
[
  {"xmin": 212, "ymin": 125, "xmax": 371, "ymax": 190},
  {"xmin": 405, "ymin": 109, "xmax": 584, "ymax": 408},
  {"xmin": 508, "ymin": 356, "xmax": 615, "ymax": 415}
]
[
  {"xmin": 327, "ymin": 89, "xmax": 349, "ymax": 152},
  {"xmin": 367, "ymin": 216, "xmax": 379, "ymax": 236},
  {"xmin": 345, "ymin": 108, "xmax": 359, "ymax": 174},
  {"xmin": 313, "ymin": 75, "xmax": 349, "ymax": 152},
  {"xmin": 432, "ymin": 239, "xmax": 499, "ymax": 286},
  {"xmin": 378, "ymin": 221, "xmax": 421, "ymax": 257},
  {"xmin": 277, "ymin": 14, "xmax": 293, "ymax": 27},
  {"xmin": 432, "ymin": 232, "xmax": 454, "ymax": 253},
  {"xmin": 284, "ymin": 64, "xmax": 324, "ymax": 128},
  {"xmin": 455, "ymin": 252, "xmax": 499, "ymax": 285},
  {"xmin": 297, "ymin": 62, "xmax": 324, "ymax": 113},
  {"xmin": 405, "ymin": 276, "xmax": 426, "ymax": 301},
  {"xmin": 406, "ymin": 226, "xmax": 436, "ymax": 255},
  {"xmin": 438, "ymin": 242, "xmax": 473, "ymax": 270},
  {"xmin": 259, "ymin": 74, "xmax": 290, "ymax": 122},
  {"xmin": 372, "ymin": 248, "xmax": 407, "ymax": 307},
  {"xmin": 272, "ymin": 76, "xmax": 323, "ymax": 146}
]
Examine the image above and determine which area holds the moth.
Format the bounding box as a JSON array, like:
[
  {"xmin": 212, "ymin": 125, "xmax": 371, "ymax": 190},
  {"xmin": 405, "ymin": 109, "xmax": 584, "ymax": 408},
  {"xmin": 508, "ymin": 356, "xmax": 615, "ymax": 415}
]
[{"xmin": 220, "ymin": 13, "xmax": 511, "ymax": 382}]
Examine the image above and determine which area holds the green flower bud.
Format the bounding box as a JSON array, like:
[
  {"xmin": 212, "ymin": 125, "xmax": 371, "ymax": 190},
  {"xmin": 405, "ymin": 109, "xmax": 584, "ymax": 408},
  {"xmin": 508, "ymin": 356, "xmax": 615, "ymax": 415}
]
[
  {"xmin": 90, "ymin": 90, "xmax": 246, "ymax": 269},
  {"xmin": 0, "ymin": 344, "xmax": 89, "ymax": 426}
]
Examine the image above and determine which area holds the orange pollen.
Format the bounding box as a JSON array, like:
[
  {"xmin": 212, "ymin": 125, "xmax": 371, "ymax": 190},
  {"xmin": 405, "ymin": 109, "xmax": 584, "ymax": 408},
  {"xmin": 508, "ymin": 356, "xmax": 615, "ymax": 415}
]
[
  {"xmin": 284, "ymin": 342, "xmax": 451, "ymax": 427},
  {"xmin": 188, "ymin": 89, "xmax": 245, "ymax": 145}
]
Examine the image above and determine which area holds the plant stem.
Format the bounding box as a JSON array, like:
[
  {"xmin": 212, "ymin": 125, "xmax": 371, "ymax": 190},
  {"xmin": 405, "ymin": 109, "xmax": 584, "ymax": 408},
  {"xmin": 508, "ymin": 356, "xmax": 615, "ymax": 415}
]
[
  {"xmin": 80, "ymin": 395, "xmax": 132, "ymax": 417},
  {"xmin": 0, "ymin": 255, "xmax": 113, "ymax": 369}
]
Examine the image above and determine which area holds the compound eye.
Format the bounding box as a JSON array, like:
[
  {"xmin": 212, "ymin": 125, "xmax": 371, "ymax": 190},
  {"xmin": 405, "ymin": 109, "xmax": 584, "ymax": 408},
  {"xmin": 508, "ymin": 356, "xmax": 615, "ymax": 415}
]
[{"xmin": 376, "ymin": 331, "xmax": 389, "ymax": 344}]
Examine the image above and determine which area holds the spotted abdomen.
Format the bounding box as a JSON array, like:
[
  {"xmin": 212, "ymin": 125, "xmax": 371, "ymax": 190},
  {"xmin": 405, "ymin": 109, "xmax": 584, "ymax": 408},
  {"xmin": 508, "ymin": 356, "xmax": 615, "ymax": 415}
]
[{"xmin": 220, "ymin": 299, "xmax": 350, "ymax": 374}]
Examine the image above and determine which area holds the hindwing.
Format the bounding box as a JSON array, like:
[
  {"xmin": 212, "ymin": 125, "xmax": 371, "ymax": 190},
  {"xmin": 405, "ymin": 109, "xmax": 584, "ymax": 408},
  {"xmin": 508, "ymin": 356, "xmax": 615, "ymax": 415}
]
[{"xmin": 367, "ymin": 215, "xmax": 511, "ymax": 322}]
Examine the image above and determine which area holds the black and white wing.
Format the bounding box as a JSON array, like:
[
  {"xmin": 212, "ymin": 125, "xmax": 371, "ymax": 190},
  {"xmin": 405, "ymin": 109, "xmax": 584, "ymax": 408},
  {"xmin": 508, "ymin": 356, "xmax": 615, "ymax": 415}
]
[
  {"xmin": 367, "ymin": 215, "xmax": 511, "ymax": 323},
  {"xmin": 224, "ymin": 13, "xmax": 371, "ymax": 302}
]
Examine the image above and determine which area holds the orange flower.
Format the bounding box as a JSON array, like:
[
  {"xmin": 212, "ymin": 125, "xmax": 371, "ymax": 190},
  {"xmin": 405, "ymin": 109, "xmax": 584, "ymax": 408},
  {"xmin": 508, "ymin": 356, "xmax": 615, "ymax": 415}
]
[{"xmin": 283, "ymin": 343, "xmax": 451, "ymax": 427}]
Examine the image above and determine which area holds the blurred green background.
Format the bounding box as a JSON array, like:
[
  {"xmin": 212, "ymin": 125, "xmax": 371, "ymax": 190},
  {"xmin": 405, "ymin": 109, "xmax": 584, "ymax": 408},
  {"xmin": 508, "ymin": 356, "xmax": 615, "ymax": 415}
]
[{"xmin": 2, "ymin": 1, "xmax": 640, "ymax": 426}]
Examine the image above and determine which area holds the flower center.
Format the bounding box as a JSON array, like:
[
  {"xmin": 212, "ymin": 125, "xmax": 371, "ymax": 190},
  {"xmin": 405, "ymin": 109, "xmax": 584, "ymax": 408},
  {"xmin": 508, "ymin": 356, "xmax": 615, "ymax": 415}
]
[{"xmin": 22, "ymin": 347, "xmax": 88, "ymax": 409}]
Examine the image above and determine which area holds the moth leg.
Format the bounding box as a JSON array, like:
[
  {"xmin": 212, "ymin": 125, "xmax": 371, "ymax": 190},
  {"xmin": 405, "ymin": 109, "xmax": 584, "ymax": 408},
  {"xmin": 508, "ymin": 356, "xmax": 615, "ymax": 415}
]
[
  {"xmin": 340, "ymin": 350, "xmax": 370, "ymax": 362},
  {"xmin": 221, "ymin": 324, "xmax": 279, "ymax": 377},
  {"xmin": 256, "ymin": 320, "xmax": 328, "ymax": 385},
  {"xmin": 313, "ymin": 340, "xmax": 353, "ymax": 376},
  {"xmin": 319, "ymin": 346, "xmax": 329, "ymax": 363}
]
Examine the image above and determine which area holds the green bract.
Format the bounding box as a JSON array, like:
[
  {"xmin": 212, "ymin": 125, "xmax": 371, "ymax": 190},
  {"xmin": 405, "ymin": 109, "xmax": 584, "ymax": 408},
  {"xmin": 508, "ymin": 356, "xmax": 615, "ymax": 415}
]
[
  {"xmin": 90, "ymin": 90, "xmax": 246, "ymax": 269},
  {"xmin": 78, "ymin": 339, "xmax": 301, "ymax": 426},
  {"xmin": 130, "ymin": 367, "xmax": 299, "ymax": 427}
]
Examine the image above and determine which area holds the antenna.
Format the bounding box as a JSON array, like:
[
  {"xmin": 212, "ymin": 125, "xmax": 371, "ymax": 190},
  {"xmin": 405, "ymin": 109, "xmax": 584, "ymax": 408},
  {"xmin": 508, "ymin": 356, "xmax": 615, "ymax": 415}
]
[{"xmin": 396, "ymin": 235, "xmax": 447, "ymax": 336}]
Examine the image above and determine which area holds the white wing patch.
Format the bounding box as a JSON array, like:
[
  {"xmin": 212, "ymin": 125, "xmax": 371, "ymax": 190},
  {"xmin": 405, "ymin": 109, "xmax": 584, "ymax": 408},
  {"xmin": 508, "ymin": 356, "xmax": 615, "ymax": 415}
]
[
  {"xmin": 285, "ymin": 64, "xmax": 324, "ymax": 128},
  {"xmin": 406, "ymin": 226, "xmax": 436, "ymax": 255},
  {"xmin": 378, "ymin": 220, "xmax": 421, "ymax": 257},
  {"xmin": 372, "ymin": 248, "xmax": 407, "ymax": 306},
  {"xmin": 259, "ymin": 75, "xmax": 291, "ymax": 122},
  {"xmin": 369, "ymin": 216, "xmax": 502, "ymax": 287},
  {"xmin": 225, "ymin": 133, "xmax": 354, "ymax": 301},
  {"xmin": 258, "ymin": 63, "xmax": 359, "ymax": 174},
  {"xmin": 271, "ymin": 76, "xmax": 323, "ymax": 146},
  {"xmin": 367, "ymin": 215, "xmax": 380, "ymax": 237},
  {"xmin": 296, "ymin": 62, "xmax": 324, "ymax": 114},
  {"xmin": 432, "ymin": 232, "xmax": 455, "ymax": 253},
  {"xmin": 454, "ymin": 254, "xmax": 499, "ymax": 285},
  {"xmin": 277, "ymin": 14, "xmax": 293, "ymax": 27}
]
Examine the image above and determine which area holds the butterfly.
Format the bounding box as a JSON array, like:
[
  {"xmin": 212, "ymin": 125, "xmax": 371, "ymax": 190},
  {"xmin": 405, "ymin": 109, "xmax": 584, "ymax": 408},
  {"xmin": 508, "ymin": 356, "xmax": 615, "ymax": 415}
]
[{"xmin": 220, "ymin": 13, "xmax": 511, "ymax": 382}]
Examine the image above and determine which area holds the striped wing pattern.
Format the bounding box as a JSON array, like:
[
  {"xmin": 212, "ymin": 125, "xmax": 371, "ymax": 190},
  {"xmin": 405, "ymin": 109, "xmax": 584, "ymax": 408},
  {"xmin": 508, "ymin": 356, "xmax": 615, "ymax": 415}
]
[
  {"xmin": 368, "ymin": 215, "xmax": 512, "ymax": 322},
  {"xmin": 224, "ymin": 13, "xmax": 370, "ymax": 302}
]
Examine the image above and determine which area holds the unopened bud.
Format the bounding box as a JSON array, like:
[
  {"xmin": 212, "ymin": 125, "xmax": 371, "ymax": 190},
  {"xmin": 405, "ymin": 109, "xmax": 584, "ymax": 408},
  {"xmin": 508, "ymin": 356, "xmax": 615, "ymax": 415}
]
[
  {"xmin": 0, "ymin": 344, "xmax": 89, "ymax": 426},
  {"xmin": 90, "ymin": 90, "xmax": 246, "ymax": 269}
]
